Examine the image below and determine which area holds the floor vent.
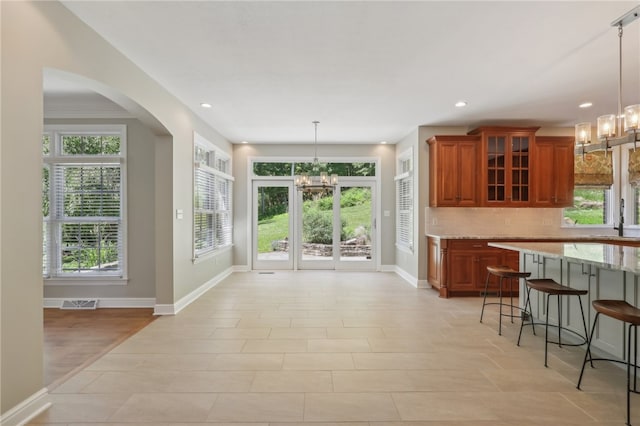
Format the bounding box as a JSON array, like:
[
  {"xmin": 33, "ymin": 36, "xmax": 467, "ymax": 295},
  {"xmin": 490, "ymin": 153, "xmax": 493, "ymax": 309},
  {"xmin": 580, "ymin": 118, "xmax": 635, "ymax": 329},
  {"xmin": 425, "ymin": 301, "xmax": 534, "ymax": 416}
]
[
  {"xmin": 60, "ymin": 299, "xmax": 98, "ymax": 310},
  {"xmin": 258, "ymin": 271, "xmax": 275, "ymax": 274}
]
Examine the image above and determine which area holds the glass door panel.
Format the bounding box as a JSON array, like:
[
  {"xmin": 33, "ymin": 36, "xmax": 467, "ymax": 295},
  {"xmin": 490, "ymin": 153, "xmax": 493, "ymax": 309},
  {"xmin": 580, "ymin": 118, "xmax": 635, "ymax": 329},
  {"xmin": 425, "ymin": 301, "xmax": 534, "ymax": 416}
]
[
  {"xmin": 338, "ymin": 186, "xmax": 372, "ymax": 262},
  {"xmin": 253, "ymin": 181, "xmax": 293, "ymax": 269},
  {"xmin": 298, "ymin": 190, "xmax": 334, "ymax": 269}
]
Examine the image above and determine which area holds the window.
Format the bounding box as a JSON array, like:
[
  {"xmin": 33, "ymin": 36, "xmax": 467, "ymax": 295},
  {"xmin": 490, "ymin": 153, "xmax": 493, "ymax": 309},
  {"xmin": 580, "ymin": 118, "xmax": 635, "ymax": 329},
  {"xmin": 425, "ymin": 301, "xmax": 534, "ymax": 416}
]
[
  {"xmin": 42, "ymin": 125, "xmax": 126, "ymax": 280},
  {"xmin": 395, "ymin": 149, "xmax": 413, "ymax": 252},
  {"xmin": 252, "ymin": 161, "xmax": 376, "ymax": 177},
  {"xmin": 564, "ymin": 188, "xmax": 611, "ymax": 225},
  {"xmin": 194, "ymin": 133, "xmax": 234, "ymax": 258}
]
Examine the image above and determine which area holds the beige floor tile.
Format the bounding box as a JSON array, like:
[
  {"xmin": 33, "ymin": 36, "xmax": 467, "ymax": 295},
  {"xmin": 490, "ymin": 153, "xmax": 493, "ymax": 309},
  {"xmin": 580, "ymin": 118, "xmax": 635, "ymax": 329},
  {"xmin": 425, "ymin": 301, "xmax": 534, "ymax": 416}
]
[
  {"xmin": 209, "ymin": 353, "xmax": 284, "ymax": 370},
  {"xmin": 81, "ymin": 370, "xmax": 177, "ymax": 393},
  {"xmin": 292, "ymin": 318, "xmax": 344, "ymax": 328},
  {"xmin": 212, "ymin": 327, "xmax": 271, "ymax": 339},
  {"xmin": 237, "ymin": 318, "xmax": 292, "ymax": 328},
  {"xmin": 29, "ymin": 393, "xmax": 132, "ymax": 423},
  {"xmin": 51, "ymin": 371, "xmax": 101, "ymax": 393},
  {"xmin": 242, "ymin": 339, "xmax": 308, "ymax": 353},
  {"xmin": 352, "ymin": 352, "xmax": 498, "ymax": 370},
  {"xmin": 269, "ymin": 327, "xmax": 327, "ymax": 339},
  {"xmin": 250, "ymin": 371, "xmax": 333, "ymax": 392},
  {"xmin": 327, "ymin": 327, "xmax": 385, "ymax": 339},
  {"xmin": 333, "ymin": 369, "xmax": 498, "ymax": 392},
  {"xmin": 304, "ymin": 392, "xmax": 400, "ymax": 421},
  {"xmin": 367, "ymin": 338, "xmax": 434, "ymax": 353},
  {"xmin": 207, "ymin": 393, "xmax": 304, "ymax": 422},
  {"xmin": 283, "ymin": 353, "xmax": 355, "ymax": 370},
  {"xmin": 482, "ymin": 367, "xmax": 578, "ymax": 392},
  {"xmin": 307, "ymin": 338, "xmax": 371, "ymax": 352},
  {"xmin": 480, "ymin": 391, "xmax": 596, "ymax": 423},
  {"xmin": 391, "ymin": 392, "xmax": 499, "ymax": 421},
  {"xmin": 167, "ymin": 371, "xmax": 255, "ymax": 392},
  {"xmin": 110, "ymin": 393, "xmax": 217, "ymax": 422},
  {"xmin": 111, "ymin": 338, "xmax": 246, "ymax": 354}
]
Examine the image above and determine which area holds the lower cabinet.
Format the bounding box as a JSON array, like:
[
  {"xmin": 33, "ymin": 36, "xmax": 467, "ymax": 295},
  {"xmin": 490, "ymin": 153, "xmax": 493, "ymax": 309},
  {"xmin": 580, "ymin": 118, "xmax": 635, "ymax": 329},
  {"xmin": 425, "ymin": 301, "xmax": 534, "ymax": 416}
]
[{"xmin": 427, "ymin": 237, "xmax": 519, "ymax": 297}]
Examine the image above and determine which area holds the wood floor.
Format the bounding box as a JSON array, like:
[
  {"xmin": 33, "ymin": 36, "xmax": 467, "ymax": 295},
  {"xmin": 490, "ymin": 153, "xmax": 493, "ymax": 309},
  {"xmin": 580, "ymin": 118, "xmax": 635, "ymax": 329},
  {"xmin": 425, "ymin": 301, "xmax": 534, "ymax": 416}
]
[{"xmin": 43, "ymin": 308, "xmax": 156, "ymax": 388}]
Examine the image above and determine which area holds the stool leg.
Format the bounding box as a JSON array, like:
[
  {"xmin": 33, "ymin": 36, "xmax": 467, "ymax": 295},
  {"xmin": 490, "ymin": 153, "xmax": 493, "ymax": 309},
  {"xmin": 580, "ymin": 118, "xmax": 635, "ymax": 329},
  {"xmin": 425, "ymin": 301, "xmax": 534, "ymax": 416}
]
[
  {"xmin": 498, "ymin": 277, "xmax": 504, "ymax": 336},
  {"xmin": 577, "ymin": 312, "xmax": 600, "ymax": 390},
  {"xmin": 627, "ymin": 323, "xmax": 632, "ymax": 426},
  {"xmin": 544, "ymin": 293, "xmax": 551, "ymax": 367},
  {"xmin": 518, "ymin": 286, "xmax": 533, "ymax": 346},
  {"xmin": 480, "ymin": 271, "xmax": 491, "ymax": 323},
  {"xmin": 557, "ymin": 294, "xmax": 563, "ymax": 348},
  {"xmin": 577, "ymin": 295, "xmax": 593, "ymax": 368},
  {"xmin": 510, "ymin": 278, "xmax": 515, "ymax": 323}
]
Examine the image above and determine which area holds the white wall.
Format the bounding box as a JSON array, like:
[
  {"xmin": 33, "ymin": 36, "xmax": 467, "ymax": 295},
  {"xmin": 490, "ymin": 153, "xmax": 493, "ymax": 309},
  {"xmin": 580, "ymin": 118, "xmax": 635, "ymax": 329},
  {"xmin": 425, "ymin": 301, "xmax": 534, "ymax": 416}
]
[
  {"xmin": 233, "ymin": 143, "xmax": 396, "ymax": 269},
  {"xmin": 1, "ymin": 1, "xmax": 232, "ymax": 415}
]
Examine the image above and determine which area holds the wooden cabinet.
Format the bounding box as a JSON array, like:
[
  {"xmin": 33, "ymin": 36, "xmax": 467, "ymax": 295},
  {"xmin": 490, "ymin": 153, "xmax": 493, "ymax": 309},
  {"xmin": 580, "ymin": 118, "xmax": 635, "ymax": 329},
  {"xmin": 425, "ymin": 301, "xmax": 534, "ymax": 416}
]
[
  {"xmin": 532, "ymin": 136, "xmax": 574, "ymax": 207},
  {"xmin": 427, "ymin": 237, "xmax": 520, "ymax": 297},
  {"xmin": 428, "ymin": 135, "xmax": 481, "ymax": 207},
  {"xmin": 427, "ymin": 127, "xmax": 574, "ymax": 208},
  {"xmin": 468, "ymin": 126, "xmax": 538, "ymax": 206}
]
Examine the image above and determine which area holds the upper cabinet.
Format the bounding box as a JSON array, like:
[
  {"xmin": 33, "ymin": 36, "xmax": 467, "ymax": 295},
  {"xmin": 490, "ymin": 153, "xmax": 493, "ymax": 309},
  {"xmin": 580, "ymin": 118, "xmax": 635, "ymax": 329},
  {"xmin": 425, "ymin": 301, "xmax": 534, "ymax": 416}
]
[
  {"xmin": 428, "ymin": 127, "xmax": 575, "ymax": 208},
  {"xmin": 428, "ymin": 135, "xmax": 481, "ymax": 207},
  {"xmin": 468, "ymin": 126, "xmax": 537, "ymax": 207},
  {"xmin": 532, "ymin": 136, "xmax": 575, "ymax": 207}
]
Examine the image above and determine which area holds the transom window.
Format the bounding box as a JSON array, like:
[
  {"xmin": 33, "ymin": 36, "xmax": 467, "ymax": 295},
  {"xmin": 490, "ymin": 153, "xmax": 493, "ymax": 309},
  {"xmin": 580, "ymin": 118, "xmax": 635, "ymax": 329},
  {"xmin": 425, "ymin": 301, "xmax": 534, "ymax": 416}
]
[{"xmin": 42, "ymin": 125, "xmax": 126, "ymax": 279}]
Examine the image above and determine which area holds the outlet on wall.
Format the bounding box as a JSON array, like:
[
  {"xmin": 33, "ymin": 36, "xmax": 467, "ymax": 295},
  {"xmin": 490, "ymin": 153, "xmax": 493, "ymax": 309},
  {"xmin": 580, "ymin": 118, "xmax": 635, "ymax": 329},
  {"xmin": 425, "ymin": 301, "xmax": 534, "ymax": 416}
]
[{"xmin": 431, "ymin": 217, "xmax": 438, "ymax": 225}]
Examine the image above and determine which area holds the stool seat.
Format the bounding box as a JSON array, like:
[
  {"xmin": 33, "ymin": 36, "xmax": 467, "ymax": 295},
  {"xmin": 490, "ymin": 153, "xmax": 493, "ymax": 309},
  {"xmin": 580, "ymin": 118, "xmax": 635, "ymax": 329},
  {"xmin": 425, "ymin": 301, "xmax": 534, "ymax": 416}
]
[
  {"xmin": 526, "ymin": 278, "xmax": 588, "ymax": 296},
  {"xmin": 592, "ymin": 300, "xmax": 640, "ymax": 325},
  {"xmin": 486, "ymin": 265, "xmax": 531, "ymax": 279}
]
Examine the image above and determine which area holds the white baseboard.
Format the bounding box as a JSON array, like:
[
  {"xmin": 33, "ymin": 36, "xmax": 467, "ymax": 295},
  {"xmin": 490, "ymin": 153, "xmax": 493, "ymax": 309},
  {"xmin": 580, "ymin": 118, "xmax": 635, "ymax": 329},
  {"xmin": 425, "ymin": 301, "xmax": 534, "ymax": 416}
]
[
  {"xmin": 417, "ymin": 279, "xmax": 431, "ymax": 289},
  {"xmin": 154, "ymin": 266, "xmax": 233, "ymax": 315},
  {"xmin": 43, "ymin": 297, "xmax": 155, "ymax": 309},
  {"xmin": 233, "ymin": 264, "xmax": 250, "ymax": 272},
  {"xmin": 380, "ymin": 264, "xmax": 396, "ymax": 272},
  {"xmin": 391, "ymin": 266, "xmax": 418, "ymax": 288},
  {"xmin": 0, "ymin": 388, "xmax": 50, "ymax": 426}
]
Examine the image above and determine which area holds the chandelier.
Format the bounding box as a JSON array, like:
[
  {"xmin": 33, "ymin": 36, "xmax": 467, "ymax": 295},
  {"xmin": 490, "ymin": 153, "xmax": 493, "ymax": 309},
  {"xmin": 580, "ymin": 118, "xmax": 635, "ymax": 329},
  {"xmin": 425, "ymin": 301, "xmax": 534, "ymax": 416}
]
[
  {"xmin": 295, "ymin": 121, "xmax": 338, "ymax": 193},
  {"xmin": 575, "ymin": 5, "xmax": 640, "ymax": 154}
]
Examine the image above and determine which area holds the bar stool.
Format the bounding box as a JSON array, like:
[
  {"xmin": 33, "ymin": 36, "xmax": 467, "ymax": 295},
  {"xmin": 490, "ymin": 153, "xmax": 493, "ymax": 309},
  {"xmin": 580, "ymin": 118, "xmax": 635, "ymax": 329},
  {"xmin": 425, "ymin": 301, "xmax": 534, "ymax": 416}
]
[
  {"xmin": 480, "ymin": 265, "xmax": 531, "ymax": 335},
  {"xmin": 517, "ymin": 278, "xmax": 590, "ymax": 367},
  {"xmin": 577, "ymin": 300, "xmax": 640, "ymax": 426}
]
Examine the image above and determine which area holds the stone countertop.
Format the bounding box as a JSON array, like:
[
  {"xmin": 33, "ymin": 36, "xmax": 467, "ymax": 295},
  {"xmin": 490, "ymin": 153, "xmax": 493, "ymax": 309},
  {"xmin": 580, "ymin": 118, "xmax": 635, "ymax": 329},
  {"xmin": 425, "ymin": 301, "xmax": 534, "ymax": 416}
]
[
  {"xmin": 488, "ymin": 241, "xmax": 640, "ymax": 274},
  {"xmin": 425, "ymin": 234, "xmax": 640, "ymax": 244}
]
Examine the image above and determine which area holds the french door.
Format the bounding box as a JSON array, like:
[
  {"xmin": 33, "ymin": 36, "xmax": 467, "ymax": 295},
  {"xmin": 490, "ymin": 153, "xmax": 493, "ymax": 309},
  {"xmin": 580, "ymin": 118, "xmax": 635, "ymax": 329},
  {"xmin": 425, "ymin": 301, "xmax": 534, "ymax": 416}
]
[
  {"xmin": 252, "ymin": 181, "xmax": 294, "ymax": 270},
  {"xmin": 253, "ymin": 180, "xmax": 376, "ymax": 270}
]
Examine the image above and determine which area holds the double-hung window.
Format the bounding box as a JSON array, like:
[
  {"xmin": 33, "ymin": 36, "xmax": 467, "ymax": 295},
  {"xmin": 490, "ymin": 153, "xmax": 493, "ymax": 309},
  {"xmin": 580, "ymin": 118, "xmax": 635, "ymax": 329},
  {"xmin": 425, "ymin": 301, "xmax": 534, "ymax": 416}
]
[
  {"xmin": 42, "ymin": 125, "xmax": 127, "ymax": 280},
  {"xmin": 193, "ymin": 133, "xmax": 233, "ymax": 258},
  {"xmin": 395, "ymin": 148, "xmax": 413, "ymax": 252}
]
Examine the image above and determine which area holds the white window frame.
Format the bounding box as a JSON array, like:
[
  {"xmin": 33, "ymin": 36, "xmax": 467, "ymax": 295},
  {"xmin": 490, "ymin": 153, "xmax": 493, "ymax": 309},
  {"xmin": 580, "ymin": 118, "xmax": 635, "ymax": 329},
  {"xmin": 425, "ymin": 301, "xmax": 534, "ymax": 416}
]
[
  {"xmin": 193, "ymin": 132, "xmax": 234, "ymax": 260},
  {"xmin": 43, "ymin": 124, "xmax": 127, "ymax": 284},
  {"xmin": 395, "ymin": 147, "xmax": 413, "ymax": 253}
]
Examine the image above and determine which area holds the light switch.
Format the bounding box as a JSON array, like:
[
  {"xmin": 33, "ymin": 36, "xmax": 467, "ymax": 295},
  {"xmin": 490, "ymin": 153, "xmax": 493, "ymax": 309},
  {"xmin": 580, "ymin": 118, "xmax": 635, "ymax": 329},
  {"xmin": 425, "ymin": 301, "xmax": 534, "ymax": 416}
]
[{"xmin": 176, "ymin": 209, "xmax": 184, "ymax": 220}]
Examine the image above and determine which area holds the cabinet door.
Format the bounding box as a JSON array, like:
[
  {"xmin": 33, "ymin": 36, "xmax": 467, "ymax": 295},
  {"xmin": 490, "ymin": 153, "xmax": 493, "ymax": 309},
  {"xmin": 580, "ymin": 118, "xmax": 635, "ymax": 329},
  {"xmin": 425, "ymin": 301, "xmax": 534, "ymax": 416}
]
[
  {"xmin": 533, "ymin": 137, "xmax": 574, "ymax": 207},
  {"xmin": 449, "ymin": 251, "xmax": 476, "ymax": 291},
  {"xmin": 457, "ymin": 142, "xmax": 479, "ymax": 206},
  {"xmin": 438, "ymin": 142, "xmax": 462, "ymax": 206}
]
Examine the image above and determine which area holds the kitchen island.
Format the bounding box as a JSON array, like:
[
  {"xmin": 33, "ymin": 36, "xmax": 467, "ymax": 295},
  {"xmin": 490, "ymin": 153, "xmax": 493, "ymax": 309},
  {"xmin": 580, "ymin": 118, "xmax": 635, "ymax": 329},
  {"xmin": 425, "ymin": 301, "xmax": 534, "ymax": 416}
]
[{"xmin": 489, "ymin": 241, "xmax": 639, "ymax": 361}]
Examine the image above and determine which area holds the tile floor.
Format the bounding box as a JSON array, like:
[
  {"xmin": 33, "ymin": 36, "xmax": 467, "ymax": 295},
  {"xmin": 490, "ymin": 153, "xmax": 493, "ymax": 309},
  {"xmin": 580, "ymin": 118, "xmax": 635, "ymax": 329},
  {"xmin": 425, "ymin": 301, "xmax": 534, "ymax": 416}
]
[{"xmin": 29, "ymin": 271, "xmax": 638, "ymax": 425}]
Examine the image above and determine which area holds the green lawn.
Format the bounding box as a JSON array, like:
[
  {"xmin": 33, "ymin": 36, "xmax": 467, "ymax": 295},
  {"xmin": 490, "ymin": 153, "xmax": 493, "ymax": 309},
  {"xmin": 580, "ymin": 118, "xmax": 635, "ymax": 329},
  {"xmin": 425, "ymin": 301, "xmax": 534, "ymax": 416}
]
[{"xmin": 257, "ymin": 201, "xmax": 371, "ymax": 253}]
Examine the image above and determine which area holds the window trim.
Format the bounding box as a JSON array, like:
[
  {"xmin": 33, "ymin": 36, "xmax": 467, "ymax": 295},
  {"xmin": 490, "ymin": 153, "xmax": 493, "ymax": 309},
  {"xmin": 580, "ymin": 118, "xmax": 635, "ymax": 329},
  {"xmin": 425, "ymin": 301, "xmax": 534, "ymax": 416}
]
[{"xmin": 43, "ymin": 124, "xmax": 128, "ymax": 284}]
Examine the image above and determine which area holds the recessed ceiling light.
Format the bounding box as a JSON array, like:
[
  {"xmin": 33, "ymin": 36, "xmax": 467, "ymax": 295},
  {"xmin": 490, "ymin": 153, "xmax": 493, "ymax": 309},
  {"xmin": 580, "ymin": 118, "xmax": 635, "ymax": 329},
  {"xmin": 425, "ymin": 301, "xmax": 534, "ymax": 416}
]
[
  {"xmin": 455, "ymin": 101, "xmax": 468, "ymax": 108},
  {"xmin": 200, "ymin": 102, "xmax": 212, "ymax": 108},
  {"xmin": 241, "ymin": 141, "xmax": 248, "ymax": 144},
  {"xmin": 579, "ymin": 102, "xmax": 593, "ymax": 108},
  {"xmin": 380, "ymin": 141, "xmax": 388, "ymax": 144}
]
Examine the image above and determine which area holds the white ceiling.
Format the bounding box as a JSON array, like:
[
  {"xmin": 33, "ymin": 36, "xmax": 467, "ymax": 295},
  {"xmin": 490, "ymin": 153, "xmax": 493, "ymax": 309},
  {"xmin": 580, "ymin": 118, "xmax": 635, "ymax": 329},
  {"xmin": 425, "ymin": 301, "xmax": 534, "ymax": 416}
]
[{"xmin": 51, "ymin": 1, "xmax": 640, "ymax": 144}]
